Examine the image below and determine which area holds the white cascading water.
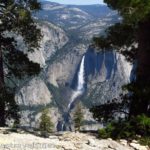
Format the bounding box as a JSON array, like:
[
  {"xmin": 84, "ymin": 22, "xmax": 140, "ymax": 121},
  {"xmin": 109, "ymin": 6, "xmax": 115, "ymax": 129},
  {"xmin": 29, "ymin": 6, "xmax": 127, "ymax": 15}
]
[
  {"xmin": 68, "ymin": 56, "xmax": 85, "ymax": 110},
  {"xmin": 77, "ymin": 56, "xmax": 85, "ymax": 91}
]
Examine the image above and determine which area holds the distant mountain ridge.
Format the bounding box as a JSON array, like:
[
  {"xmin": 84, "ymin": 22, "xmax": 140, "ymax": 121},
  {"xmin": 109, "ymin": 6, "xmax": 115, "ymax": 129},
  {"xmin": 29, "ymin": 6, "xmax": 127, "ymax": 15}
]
[
  {"xmin": 41, "ymin": 1, "xmax": 111, "ymax": 17},
  {"xmin": 35, "ymin": 1, "xmax": 117, "ymax": 30}
]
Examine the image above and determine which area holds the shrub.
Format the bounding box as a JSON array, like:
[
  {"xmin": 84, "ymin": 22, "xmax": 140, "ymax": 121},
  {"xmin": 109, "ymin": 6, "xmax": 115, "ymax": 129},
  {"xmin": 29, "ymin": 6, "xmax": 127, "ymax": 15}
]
[
  {"xmin": 98, "ymin": 114, "xmax": 150, "ymax": 143},
  {"xmin": 139, "ymin": 137, "xmax": 150, "ymax": 147},
  {"xmin": 98, "ymin": 128, "xmax": 110, "ymax": 139},
  {"xmin": 111, "ymin": 121, "xmax": 136, "ymax": 139},
  {"xmin": 133, "ymin": 114, "xmax": 150, "ymax": 136}
]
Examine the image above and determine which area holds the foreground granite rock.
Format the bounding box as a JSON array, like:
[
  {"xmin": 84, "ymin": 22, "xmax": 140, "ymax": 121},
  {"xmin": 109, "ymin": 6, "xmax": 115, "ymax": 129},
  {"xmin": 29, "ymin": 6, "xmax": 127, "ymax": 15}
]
[{"xmin": 0, "ymin": 129, "xmax": 149, "ymax": 150}]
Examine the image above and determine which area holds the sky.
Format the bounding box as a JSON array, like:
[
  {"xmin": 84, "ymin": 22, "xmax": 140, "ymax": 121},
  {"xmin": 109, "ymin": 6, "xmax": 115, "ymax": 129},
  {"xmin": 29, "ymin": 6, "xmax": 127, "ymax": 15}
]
[{"xmin": 42, "ymin": 0, "xmax": 104, "ymax": 5}]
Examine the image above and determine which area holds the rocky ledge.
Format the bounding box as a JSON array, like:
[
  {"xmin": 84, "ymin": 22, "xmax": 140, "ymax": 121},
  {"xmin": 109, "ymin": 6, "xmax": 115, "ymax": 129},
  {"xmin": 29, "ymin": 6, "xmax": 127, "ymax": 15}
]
[{"xmin": 0, "ymin": 129, "xmax": 149, "ymax": 150}]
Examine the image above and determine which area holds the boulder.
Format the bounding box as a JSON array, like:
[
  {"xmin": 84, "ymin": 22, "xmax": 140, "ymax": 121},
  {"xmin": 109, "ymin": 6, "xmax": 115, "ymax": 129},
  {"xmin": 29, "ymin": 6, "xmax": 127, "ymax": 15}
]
[{"xmin": 130, "ymin": 143, "xmax": 148, "ymax": 150}]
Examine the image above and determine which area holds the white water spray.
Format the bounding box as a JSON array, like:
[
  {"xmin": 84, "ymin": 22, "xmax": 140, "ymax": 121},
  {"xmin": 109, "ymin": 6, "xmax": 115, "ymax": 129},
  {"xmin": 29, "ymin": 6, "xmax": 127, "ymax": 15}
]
[{"xmin": 68, "ymin": 56, "xmax": 85, "ymax": 110}]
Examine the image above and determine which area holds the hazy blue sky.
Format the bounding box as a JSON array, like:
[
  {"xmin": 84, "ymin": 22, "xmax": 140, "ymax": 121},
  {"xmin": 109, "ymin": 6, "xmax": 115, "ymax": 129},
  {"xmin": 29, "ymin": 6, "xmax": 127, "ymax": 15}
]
[{"xmin": 42, "ymin": 0, "xmax": 104, "ymax": 5}]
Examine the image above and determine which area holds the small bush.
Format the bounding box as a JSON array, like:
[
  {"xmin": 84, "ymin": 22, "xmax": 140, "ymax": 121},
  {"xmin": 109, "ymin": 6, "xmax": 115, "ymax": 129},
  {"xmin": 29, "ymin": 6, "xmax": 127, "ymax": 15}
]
[
  {"xmin": 133, "ymin": 114, "xmax": 150, "ymax": 136},
  {"xmin": 98, "ymin": 128, "xmax": 109, "ymax": 139},
  {"xmin": 98, "ymin": 114, "xmax": 150, "ymax": 143},
  {"xmin": 111, "ymin": 121, "xmax": 136, "ymax": 139},
  {"xmin": 139, "ymin": 137, "xmax": 150, "ymax": 147},
  {"xmin": 106, "ymin": 123, "xmax": 115, "ymax": 134}
]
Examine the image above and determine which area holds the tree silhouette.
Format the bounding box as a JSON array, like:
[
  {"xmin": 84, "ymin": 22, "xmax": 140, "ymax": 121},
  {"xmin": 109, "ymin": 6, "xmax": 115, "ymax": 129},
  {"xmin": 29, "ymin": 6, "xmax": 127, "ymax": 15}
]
[
  {"xmin": 39, "ymin": 109, "xmax": 54, "ymax": 133},
  {"xmin": 91, "ymin": 0, "xmax": 150, "ymax": 118},
  {"xmin": 73, "ymin": 103, "xmax": 84, "ymax": 132},
  {"xmin": 0, "ymin": 0, "xmax": 42, "ymax": 126}
]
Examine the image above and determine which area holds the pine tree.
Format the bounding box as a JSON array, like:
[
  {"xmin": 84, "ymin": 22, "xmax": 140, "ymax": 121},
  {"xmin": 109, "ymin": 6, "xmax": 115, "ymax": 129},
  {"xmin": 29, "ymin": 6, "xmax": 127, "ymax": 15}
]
[
  {"xmin": 39, "ymin": 109, "xmax": 54, "ymax": 133},
  {"xmin": 73, "ymin": 103, "xmax": 84, "ymax": 132},
  {"xmin": 0, "ymin": 0, "xmax": 42, "ymax": 126},
  {"xmin": 92, "ymin": 0, "xmax": 150, "ymax": 117}
]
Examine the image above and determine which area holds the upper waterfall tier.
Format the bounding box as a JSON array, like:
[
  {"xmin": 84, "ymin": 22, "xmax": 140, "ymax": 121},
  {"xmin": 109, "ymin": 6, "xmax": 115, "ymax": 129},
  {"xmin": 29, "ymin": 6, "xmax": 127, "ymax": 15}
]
[
  {"xmin": 68, "ymin": 56, "xmax": 85, "ymax": 111},
  {"xmin": 77, "ymin": 56, "xmax": 85, "ymax": 91}
]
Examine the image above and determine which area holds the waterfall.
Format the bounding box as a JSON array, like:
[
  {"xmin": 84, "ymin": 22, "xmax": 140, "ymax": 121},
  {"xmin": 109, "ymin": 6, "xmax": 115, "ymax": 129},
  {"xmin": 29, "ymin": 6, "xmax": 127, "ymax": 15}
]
[
  {"xmin": 68, "ymin": 56, "xmax": 85, "ymax": 110},
  {"xmin": 77, "ymin": 56, "xmax": 85, "ymax": 90},
  {"xmin": 58, "ymin": 56, "xmax": 85, "ymax": 131}
]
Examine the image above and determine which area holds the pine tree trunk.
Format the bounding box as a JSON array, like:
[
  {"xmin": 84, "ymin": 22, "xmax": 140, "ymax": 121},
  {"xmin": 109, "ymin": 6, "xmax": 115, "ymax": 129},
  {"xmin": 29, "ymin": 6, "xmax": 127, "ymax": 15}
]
[
  {"xmin": 0, "ymin": 47, "xmax": 6, "ymax": 126},
  {"xmin": 0, "ymin": 47, "xmax": 4, "ymax": 89},
  {"xmin": 137, "ymin": 20, "xmax": 150, "ymax": 84},
  {"xmin": 130, "ymin": 20, "xmax": 150, "ymax": 117}
]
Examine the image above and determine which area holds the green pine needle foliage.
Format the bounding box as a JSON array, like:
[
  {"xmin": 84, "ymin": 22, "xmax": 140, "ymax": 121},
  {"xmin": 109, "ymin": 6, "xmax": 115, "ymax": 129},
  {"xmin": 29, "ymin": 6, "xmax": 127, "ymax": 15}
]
[
  {"xmin": 73, "ymin": 103, "xmax": 84, "ymax": 131},
  {"xmin": 98, "ymin": 115, "xmax": 150, "ymax": 146},
  {"xmin": 39, "ymin": 109, "xmax": 54, "ymax": 133}
]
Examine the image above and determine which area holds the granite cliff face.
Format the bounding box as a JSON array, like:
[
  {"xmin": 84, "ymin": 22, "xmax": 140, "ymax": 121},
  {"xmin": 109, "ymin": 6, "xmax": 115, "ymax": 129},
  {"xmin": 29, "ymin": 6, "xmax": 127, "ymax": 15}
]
[
  {"xmin": 14, "ymin": 20, "xmax": 68, "ymax": 129},
  {"xmin": 15, "ymin": 77, "xmax": 52, "ymax": 106},
  {"xmin": 28, "ymin": 21, "xmax": 68, "ymax": 66},
  {"xmin": 46, "ymin": 43, "xmax": 87, "ymax": 87},
  {"xmin": 83, "ymin": 50, "xmax": 132, "ymax": 107},
  {"xmin": 15, "ymin": 2, "xmax": 132, "ymax": 131}
]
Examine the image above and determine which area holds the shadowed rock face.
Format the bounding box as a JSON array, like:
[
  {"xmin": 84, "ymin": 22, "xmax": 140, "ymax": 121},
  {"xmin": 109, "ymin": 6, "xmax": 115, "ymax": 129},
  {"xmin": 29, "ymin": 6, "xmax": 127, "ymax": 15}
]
[
  {"xmin": 84, "ymin": 48, "xmax": 116, "ymax": 81},
  {"xmin": 81, "ymin": 48, "xmax": 132, "ymax": 107}
]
